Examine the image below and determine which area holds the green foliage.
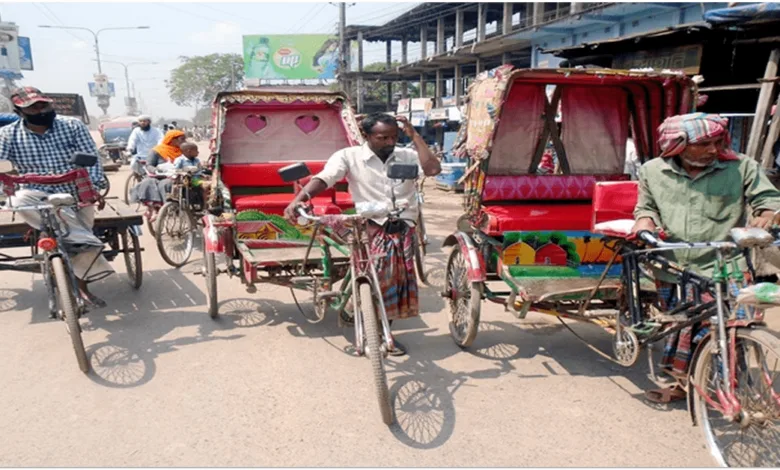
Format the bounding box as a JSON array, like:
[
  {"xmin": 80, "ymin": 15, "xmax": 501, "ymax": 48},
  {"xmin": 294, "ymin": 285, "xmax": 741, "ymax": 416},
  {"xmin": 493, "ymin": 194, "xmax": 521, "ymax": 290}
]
[
  {"xmin": 353, "ymin": 61, "xmax": 420, "ymax": 104},
  {"xmin": 166, "ymin": 53, "xmax": 244, "ymax": 109}
]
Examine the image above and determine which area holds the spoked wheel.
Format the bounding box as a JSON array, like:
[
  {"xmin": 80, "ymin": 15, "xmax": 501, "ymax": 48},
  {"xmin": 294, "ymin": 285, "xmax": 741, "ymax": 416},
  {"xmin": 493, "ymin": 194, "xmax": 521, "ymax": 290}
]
[
  {"xmin": 52, "ymin": 257, "xmax": 89, "ymax": 373},
  {"xmin": 691, "ymin": 328, "xmax": 780, "ymax": 467},
  {"xmin": 359, "ymin": 282, "xmax": 392, "ymax": 425},
  {"xmin": 445, "ymin": 247, "xmax": 482, "ymax": 348},
  {"xmin": 100, "ymin": 174, "xmax": 110, "ymax": 198},
  {"xmin": 155, "ymin": 202, "xmax": 195, "ymax": 268},
  {"xmin": 123, "ymin": 172, "xmax": 142, "ymax": 206},
  {"xmin": 121, "ymin": 229, "xmax": 143, "ymax": 289},
  {"xmin": 205, "ymin": 252, "xmax": 219, "ymax": 318},
  {"xmin": 414, "ymin": 233, "xmax": 428, "ymax": 286}
]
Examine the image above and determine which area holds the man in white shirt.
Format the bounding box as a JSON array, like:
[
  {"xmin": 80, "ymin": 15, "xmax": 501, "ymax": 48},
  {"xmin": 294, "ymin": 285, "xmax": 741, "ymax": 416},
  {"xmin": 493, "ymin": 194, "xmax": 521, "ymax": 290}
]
[
  {"xmin": 126, "ymin": 114, "xmax": 162, "ymax": 172},
  {"xmin": 284, "ymin": 113, "xmax": 441, "ymax": 355}
]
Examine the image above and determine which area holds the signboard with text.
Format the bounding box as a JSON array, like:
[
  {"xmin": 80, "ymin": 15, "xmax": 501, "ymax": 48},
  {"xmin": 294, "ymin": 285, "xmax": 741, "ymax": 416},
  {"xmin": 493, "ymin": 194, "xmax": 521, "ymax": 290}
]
[
  {"xmin": 614, "ymin": 45, "xmax": 703, "ymax": 74},
  {"xmin": 17, "ymin": 36, "xmax": 32, "ymax": 71},
  {"xmin": 243, "ymin": 34, "xmax": 339, "ymax": 80},
  {"xmin": 0, "ymin": 22, "xmax": 21, "ymax": 78}
]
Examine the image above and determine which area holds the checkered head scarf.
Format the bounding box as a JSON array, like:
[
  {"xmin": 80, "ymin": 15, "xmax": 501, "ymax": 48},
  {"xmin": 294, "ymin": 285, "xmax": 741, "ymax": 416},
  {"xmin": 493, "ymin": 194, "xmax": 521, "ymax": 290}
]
[{"xmin": 657, "ymin": 112, "xmax": 738, "ymax": 161}]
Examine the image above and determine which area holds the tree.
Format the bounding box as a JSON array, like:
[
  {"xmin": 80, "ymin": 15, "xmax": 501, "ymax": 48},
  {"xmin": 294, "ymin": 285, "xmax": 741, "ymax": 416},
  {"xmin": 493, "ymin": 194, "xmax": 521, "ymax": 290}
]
[{"xmin": 166, "ymin": 53, "xmax": 244, "ymax": 110}]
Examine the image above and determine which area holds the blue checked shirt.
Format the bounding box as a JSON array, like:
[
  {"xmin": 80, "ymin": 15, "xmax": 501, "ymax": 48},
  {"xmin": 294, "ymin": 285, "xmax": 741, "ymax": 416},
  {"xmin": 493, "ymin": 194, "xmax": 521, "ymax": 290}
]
[{"xmin": 0, "ymin": 116, "xmax": 106, "ymax": 197}]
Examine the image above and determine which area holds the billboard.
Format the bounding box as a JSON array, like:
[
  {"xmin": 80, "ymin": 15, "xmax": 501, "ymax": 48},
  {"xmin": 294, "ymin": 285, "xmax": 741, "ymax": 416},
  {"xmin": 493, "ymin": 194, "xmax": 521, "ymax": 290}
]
[
  {"xmin": 243, "ymin": 34, "xmax": 339, "ymax": 80},
  {"xmin": 18, "ymin": 36, "xmax": 32, "ymax": 71},
  {"xmin": 88, "ymin": 74, "xmax": 116, "ymax": 97},
  {"xmin": 0, "ymin": 22, "xmax": 21, "ymax": 78}
]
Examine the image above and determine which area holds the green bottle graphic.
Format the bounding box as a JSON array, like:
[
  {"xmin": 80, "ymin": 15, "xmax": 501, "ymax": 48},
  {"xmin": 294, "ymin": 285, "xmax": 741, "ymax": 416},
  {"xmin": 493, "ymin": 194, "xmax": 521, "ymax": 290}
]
[{"xmin": 251, "ymin": 38, "xmax": 271, "ymax": 78}]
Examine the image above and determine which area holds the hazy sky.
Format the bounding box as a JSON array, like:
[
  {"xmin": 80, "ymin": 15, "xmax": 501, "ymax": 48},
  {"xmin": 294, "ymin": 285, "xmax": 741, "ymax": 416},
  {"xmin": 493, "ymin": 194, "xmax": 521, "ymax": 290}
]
[{"xmin": 1, "ymin": 2, "xmax": 419, "ymax": 120}]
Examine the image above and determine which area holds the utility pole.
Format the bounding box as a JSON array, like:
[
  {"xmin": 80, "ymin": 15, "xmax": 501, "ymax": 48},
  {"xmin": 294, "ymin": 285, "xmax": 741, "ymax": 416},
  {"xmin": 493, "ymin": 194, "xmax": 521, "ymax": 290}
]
[{"xmin": 339, "ymin": 2, "xmax": 346, "ymax": 92}]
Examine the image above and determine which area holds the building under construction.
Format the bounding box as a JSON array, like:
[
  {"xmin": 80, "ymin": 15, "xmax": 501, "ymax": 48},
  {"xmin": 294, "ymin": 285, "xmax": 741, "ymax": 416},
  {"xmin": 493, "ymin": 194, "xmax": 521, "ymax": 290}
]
[{"xmin": 343, "ymin": 2, "xmax": 726, "ymax": 113}]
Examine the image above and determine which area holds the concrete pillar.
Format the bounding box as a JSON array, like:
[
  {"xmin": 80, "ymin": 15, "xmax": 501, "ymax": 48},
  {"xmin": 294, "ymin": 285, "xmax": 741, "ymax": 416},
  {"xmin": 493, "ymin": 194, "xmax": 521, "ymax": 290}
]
[
  {"xmin": 477, "ymin": 3, "xmax": 487, "ymax": 42},
  {"xmin": 437, "ymin": 17, "xmax": 445, "ymax": 55},
  {"xmin": 455, "ymin": 8, "xmax": 464, "ymax": 48},
  {"xmin": 502, "ymin": 52, "xmax": 510, "ymax": 65},
  {"xmin": 420, "ymin": 74, "xmax": 427, "ymax": 98},
  {"xmin": 454, "ymin": 65, "xmax": 462, "ymax": 105},
  {"xmin": 401, "ymin": 36, "xmax": 409, "ymax": 99},
  {"xmin": 476, "ymin": 57, "xmax": 484, "ymax": 74},
  {"xmin": 386, "ymin": 41, "xmax": 392, "ymax": 111},
  {"xmin": 435, "ymin": 69, "xmax": 442, "ymax": 107},
  {"xmin": 503, "ymin": 3, "xmax": 513, "ymax": 34},
  {"xmin": 533, "ymin": 3, "xmax": 545, "ymax": 25},
  {"xmin": 420, "ymin": 26, "xmax": 427, "ymax": 60},
  {"xmin": 571, "ymin": 2, "xmax": 583, "ymax": 14},
  {"xmin": 357, "ymin": 31, "xmax": 364, "ymax": 113}
]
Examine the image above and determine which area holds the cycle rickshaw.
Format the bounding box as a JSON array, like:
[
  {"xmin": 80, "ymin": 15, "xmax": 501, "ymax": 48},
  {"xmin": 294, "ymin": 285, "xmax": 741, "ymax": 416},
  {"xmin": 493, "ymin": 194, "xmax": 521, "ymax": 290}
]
[{"xmin": 442, "ymin": 65, "xmax": 780, "ymax": 466}]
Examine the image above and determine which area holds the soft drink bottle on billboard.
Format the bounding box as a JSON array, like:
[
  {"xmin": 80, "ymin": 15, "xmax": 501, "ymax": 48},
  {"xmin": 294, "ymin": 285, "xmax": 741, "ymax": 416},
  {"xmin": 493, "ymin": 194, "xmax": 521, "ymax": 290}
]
[{"xmin": 249, "ymin": 38, "xmax": 282, "ymax": 79}]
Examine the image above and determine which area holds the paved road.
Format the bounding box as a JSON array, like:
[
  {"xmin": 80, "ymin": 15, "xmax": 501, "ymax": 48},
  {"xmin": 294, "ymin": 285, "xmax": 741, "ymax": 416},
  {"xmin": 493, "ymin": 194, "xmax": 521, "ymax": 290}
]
[{"xmin": 0, "ymin": 148, "xmax": 753, "ymax": 466}]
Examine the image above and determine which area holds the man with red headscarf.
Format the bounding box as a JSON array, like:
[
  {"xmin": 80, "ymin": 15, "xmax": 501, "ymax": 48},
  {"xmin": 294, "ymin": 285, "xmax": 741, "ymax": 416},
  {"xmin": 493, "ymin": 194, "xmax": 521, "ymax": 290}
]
[{"xmin": 631, "ymin": 113, "xmax": 780, "ymax": 402}]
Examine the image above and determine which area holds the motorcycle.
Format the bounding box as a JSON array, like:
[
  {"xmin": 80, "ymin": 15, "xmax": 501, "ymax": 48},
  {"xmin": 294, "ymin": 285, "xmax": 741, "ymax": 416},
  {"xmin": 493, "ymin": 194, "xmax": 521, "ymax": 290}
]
[{"xmin": 99, "ymin": 138, "xmax": 130, "ymax": 166}]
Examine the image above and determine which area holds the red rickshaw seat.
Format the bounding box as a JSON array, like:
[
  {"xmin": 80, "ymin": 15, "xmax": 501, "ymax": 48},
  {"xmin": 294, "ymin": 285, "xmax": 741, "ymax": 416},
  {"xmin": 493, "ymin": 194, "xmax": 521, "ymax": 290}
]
[
  {"xmin": 481, "ymin": 203, "xmax": 595, "ymax": 235},
  {"xmin": 232, "ymin": 193, "xmax": 342, "ymax": 215},
  {"xmin": 590, "ymin": 181, "xmax": 639, "ymax": 237}
]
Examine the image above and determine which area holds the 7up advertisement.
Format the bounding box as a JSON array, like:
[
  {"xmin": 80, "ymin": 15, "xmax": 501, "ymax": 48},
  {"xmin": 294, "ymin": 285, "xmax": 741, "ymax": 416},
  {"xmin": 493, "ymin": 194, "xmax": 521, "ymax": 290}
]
[{"xmin": 243, "ymin": 34, "xmax": 339, "ymax": 80}]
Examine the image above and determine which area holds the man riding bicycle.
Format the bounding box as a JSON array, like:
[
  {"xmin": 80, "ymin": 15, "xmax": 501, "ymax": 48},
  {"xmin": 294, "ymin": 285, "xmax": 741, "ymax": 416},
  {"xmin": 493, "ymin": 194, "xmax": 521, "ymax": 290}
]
[
  {"xmin": 284, "ymin": 113, "xmax": 441, "ymax": 356},
  {"xmin": 631, "ymin": 112, "xmax": 780, "ymax": 403},
  {"xmin": 126, "ymin": 114, "xmax": 162, "ymax": 174},
  {"xmin": 0, "ymin": 87, "xmax": 112, "ymax": 307}
]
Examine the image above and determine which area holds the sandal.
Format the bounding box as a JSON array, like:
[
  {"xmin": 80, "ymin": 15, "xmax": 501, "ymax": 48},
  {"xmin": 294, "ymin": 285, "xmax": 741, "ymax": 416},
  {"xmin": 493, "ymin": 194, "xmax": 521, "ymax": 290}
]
[
  {"xmin": 81, "ymin": 293, "xmax": 107, "ymax": 309},
  {"xmin": 645, "ymin": 385, "xmax": 686, "ymax": 404}
]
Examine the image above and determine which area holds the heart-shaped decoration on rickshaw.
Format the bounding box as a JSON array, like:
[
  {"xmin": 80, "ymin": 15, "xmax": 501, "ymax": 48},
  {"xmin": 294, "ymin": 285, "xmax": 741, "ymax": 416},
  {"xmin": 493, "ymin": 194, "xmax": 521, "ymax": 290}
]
[
  {"xmin": 245, "ymin": 114, "xmax": 268, "ymax": 134},
  {"xmin": 295, "ymin": 115, "xmax": 320, "ymax": 134}
]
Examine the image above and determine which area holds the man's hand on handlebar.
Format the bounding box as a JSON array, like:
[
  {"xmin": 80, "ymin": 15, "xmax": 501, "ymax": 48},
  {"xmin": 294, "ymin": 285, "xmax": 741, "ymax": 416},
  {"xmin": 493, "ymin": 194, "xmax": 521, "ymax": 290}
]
[
  {"xmin": 284, "ymin": 201, "xmax": 304, "ymax": 223},
  {"xmin": 749, "ymin": 210, "xmax": 777, "ymax": 230},
  {"xmin": 631, "ymin": 217, "xmax": 657, "ymax": 235}
]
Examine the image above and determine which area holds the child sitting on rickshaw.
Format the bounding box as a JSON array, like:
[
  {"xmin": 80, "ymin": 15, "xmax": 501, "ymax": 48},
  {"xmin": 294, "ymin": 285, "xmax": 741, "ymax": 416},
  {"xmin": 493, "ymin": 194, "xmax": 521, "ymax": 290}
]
[{"xmin": 173, "ymin": 142, "xmax": 211, "ymax": 207}]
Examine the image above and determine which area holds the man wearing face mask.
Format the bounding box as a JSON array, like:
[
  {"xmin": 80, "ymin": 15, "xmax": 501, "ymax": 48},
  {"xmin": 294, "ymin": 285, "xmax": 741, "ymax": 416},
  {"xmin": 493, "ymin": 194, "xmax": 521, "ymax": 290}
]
[
  {"xmin": 631, "ymin": 113, "xmax": 780, "ymax": 403},
  {"xmin": 126, "ymin": 114, "xmax": 162, "ymax": 173},
  {"xmin": 283, "ymin": 113, "xmax": 441, "ymax": 356},
  {"xmin": 0, "ymin": 87, "xmax": 113, "ymax": 308}
]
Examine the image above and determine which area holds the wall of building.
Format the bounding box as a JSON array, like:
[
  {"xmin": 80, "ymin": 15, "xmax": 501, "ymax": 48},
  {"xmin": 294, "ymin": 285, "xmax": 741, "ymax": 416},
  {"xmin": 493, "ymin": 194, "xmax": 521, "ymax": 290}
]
[{"xmin": 531, "ymin": 3, "xmax": 727, "ymax": 68}]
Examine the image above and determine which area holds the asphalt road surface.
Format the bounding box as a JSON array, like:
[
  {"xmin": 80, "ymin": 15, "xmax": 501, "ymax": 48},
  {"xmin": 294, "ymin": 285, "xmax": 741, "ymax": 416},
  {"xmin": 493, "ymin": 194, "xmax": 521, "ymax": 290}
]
[{"xmin": 0, "ymin": 139, "xmax": 772, "ymax": 466}]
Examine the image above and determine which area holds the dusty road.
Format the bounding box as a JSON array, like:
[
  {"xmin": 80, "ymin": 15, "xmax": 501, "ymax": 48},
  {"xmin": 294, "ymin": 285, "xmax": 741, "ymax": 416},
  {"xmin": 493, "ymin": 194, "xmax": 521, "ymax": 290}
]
[{"xmin": 0, "ymin": 141, "xmax": 754, "ymax": 466}]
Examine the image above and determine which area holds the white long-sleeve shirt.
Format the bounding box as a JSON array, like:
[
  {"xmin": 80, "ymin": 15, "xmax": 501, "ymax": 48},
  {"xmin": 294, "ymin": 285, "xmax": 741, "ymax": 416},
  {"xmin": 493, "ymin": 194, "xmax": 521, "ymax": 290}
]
[{"xmin": 126, "ymin": 127, "xmax": 163, "ymax": 157}]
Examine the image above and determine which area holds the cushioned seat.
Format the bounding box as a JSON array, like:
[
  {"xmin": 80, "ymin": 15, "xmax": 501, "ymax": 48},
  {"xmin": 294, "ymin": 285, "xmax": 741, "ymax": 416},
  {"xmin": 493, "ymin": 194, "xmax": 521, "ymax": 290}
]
[
  {"xmin": 481, "ymin": 203, "xmax": 594, "ymax": 235},
  {"xmin": 232, "ymin": 194, "xmax": 341, "ymax": 215}
]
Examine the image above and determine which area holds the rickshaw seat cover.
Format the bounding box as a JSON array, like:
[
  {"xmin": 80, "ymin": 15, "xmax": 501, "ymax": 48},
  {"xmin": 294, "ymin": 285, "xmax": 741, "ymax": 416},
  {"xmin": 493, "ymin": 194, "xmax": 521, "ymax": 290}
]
[
  {"xmin": 232, "ymin": 193, "xmax": 342, "ymax": 215},
  {"xmin": 591, "ymin": 181, "xmax": 639, "ymax": 226},
  {"xmin": 481, "ymin": 174, "xmax": 629, "ymax": 202},
  {"xmin": 481, "ymin": 204, "xmax": 594, "ymax": 234}
]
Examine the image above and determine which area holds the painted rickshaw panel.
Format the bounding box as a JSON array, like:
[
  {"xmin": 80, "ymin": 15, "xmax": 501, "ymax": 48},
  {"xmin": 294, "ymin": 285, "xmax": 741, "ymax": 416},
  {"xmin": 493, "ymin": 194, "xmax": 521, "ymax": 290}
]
[{"xmin": 454, "ymin": 66, "xmax": 697, "ymax": 297}]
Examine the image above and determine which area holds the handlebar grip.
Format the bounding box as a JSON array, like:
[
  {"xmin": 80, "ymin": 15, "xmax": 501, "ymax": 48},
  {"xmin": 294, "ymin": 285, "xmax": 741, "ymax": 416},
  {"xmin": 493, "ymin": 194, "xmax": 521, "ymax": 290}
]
[{"xmin": 637, "ymin": 230, "xmax": 660, "ymax": 246}]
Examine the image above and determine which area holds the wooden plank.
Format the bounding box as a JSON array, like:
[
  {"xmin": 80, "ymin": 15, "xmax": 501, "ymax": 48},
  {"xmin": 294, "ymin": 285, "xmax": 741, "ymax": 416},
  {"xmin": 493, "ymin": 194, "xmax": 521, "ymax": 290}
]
[
  {"xmin": 747, "ymin": 49, "xmax": 780, "ymax": 160},
  {"xmin": 761, "ymin": 92, "xmax": 780, "ymax": 168},
  {"xmin": 698, "ymin": 83, "xmax": 762, "ymax": 92}
]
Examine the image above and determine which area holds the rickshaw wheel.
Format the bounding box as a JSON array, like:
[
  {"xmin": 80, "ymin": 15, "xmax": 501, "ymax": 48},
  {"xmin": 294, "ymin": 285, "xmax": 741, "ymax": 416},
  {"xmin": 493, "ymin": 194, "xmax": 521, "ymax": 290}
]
[
  {"xmin": 691, "ymin": 328, "xmax": 780, "ymax": 468},
  {"xmin": 612, "ymin": 320, "xmax": 640, "ymax": 367},
  {"xmin": 123, "ymin": 172, "xmax": 142, "ymax": 206},
  {"xmin": 445, "ymin": 247, "xmax": 482, "ymax": 348},
  {"xmin": 121, "ymin": 229, "xmax": 143, "ymax": 289},
  {"xmin": 100, "ymin": 174, "xmax": 110, "ymax": 199},
  {"xmin": 52, "ymin": 257, "xmax": 89, "ymax": 373},
  {"xmin": 205, "ymin": 252, "xmax": 219, "ymax": 318},
  {"xmin": 155, "ymin": 202, "xmax": 195, "ymax": 268},
  {"xmin": 359, "ymin": 282, "xmax": 393, "ymax": 425}
]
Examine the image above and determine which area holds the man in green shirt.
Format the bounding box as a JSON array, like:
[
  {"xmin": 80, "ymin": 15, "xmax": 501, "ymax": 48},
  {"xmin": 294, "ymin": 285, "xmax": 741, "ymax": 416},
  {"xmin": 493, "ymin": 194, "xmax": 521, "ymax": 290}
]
[{"xmin": 631, "ymin": 113, "xmax": 780, "ymax": 403}]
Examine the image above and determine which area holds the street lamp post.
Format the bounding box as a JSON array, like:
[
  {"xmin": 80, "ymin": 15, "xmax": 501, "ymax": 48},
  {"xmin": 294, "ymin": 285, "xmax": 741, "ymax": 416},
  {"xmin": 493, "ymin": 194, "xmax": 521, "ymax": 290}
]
[
  {"xmin": 39, "ymin": 24, "xmax": 150, "ymax": 113},
  {"xmin": 97, "ymin": 60, "xmax": 157, "ymax": 99}
]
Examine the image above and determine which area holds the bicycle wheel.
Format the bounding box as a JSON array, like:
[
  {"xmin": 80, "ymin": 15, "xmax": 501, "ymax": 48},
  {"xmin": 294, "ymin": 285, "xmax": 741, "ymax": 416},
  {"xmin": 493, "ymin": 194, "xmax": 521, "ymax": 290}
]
[
  {"xmin": 123, "ymin": 172, "xmax": 141, "ymax": 206},
  {"xmin": 691, "ymin": 328, "xmax": 780, "ymax": 467},
  {"xmin": 359, "ymin": 282, "xmax": 392, "ymax": 425},
  {"xmin": 156, "ymin": 202, "xmax": 195, "ymax": 268},
  {"xmin": 100, "ymin": 174, "xmax": 110, "ymax": 198},
  {"xmin": 205, "ymin": 252, "xmax": 219, "ymax": 318},
  {"xmin": 445, "ymin": 247, "xmax": 482, "ymax": 348},
  {"xmin": 121, "ymin": 229, "xmax": 143, "ymax": 289},
  {"xmin": 52, "ymin": 257, "xmax": 89, "ymax": 373},
  {"xmin": 414, "ymin": 235, "xmax": 428, "ymax": 286}
]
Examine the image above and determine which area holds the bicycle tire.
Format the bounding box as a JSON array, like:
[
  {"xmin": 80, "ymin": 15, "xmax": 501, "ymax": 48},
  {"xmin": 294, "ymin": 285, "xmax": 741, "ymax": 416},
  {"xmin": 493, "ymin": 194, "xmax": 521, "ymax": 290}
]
[
  {"xmin": 155, "ymin": 202, "xmax": 195, "ymax": 268},
  {"xmin": 359, "ymin": 282, "xmax": 393, "ymax": 425},
  {"xmin": 52, "ymin": 257, "xmax": 89, "ymax": 373},
  {"xmin": 205, "ymin": 252, "xmax": 219, "ymax": 318},
  {"xmin": 692, "ymin": 328, "xmax": 780, "ymax": 467},
  {"xmin": 445, "ymin": 247, "xmax": 482, "ymax": 348},
  {"xmin": 121, "ymin": 229, "xmax": 143, "ymax": 289}
]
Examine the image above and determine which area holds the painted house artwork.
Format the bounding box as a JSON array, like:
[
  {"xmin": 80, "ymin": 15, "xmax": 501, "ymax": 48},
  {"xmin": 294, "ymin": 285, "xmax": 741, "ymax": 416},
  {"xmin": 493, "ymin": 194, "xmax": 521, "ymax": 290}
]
[{"xmin": 502, "ymin": 231, "xmax": 621, "ymax": 278}]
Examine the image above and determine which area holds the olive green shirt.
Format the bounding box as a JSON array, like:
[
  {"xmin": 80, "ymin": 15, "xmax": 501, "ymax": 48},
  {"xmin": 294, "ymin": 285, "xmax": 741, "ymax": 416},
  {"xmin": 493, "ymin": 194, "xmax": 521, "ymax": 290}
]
[{"xmin": 634, "ymin": 155, "xmax": 780, "ymax": 274}]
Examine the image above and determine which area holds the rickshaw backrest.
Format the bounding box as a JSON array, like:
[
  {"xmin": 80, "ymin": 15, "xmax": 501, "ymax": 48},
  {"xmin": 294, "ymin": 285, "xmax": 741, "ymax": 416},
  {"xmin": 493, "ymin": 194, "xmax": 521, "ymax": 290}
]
[
  {"xmin": 220, "ymin": 161, "xmax": 329, "ymax": 188},
  {"xmin": 481, "ymin": 174, "xmax": 629, "ymax": 202},
  {"xmin": 591, "ymin": 181, "xmax": 639, "ymax": 225}
]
